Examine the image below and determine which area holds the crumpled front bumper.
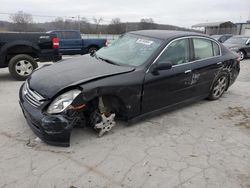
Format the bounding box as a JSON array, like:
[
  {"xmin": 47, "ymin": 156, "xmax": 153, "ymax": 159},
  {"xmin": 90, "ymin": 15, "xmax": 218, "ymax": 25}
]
[{"xmin": 19, "ymin": 85, "xmax": 74, "ymax": 147}]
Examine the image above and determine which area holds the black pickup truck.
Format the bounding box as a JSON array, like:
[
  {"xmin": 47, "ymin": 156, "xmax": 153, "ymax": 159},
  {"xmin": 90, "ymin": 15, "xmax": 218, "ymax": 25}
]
[{"xmin": 0, "ymin": 32, "xmax": 61, "ymax": 80}]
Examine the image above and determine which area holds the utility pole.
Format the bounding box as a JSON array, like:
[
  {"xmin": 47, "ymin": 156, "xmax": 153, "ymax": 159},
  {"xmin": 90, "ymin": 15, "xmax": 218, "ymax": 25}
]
[
  {"xmin": 78, "ymin": 15, "xmax": 80, "ymax": 31},
  {"xmin": 248, "ymin": 10, "xmax": 250, "ymax": 22},
  {"xmin": 71, "ymin": 15, "xmax": 81, "ymax": 31}
]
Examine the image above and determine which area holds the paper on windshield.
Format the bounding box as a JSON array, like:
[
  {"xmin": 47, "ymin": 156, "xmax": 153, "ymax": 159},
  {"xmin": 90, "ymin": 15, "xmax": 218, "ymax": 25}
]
[{"xmin": 136, "ymin": 39, "xmax": 154, "ymax": 45}]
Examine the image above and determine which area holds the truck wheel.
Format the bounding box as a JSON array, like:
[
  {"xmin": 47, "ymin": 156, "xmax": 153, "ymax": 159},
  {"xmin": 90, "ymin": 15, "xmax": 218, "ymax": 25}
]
[
  {"xmin": 88, "ymin": 47, "xmax": 98, "ymax": 54},
  {"xmin": 8, "ymin": 54, "xmax": 38, "ymax": 81}
]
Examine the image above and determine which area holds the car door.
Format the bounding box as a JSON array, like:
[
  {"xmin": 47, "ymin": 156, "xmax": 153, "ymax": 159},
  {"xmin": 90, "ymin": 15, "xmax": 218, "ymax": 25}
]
[
  {"xmin": 189, "ymin": 37, "xmax": 223, "ymax": 97},
  {"xmin": 142, "ymin": 38, "xmax": 198, "ymax": 113},
  {"xmin": 63, "ymin": 31, "xmax": 83, "ymax": 53},
  {"xmin": 142, "ymin": 37, "xmax": 222, "ymax": 114}
]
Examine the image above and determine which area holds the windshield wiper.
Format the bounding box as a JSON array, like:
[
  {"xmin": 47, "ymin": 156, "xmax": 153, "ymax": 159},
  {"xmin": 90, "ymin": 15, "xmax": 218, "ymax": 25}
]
[{"xmin": 98, "ymin": 57, "xmax": 120, "ymax": 66}]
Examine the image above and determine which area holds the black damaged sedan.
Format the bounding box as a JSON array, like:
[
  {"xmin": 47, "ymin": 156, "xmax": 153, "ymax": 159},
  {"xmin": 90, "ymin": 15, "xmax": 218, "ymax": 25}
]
[{"xmin": 19, "ymin": 30, "xmax": 240, "ymax": 146}]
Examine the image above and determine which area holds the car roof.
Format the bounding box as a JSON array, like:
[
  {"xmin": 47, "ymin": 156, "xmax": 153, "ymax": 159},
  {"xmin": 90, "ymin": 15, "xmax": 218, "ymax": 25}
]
[
  {"xmin": 129, "ymin": 30, "xmax": 208, "ymax": 41},
  {"xmin": 211, "ymin": 34, "xmax": 233, "ymax": 36},
  {"xmin": 231, "ymin": 35, "xmax": 250, "ymax": 38}
]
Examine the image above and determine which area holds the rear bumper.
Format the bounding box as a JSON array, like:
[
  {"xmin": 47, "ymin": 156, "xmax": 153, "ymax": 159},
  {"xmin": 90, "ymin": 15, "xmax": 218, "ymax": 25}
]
[
  {"xmin": 228, "ymin": 62, "xmax": 240, "ymax": 87},
  {"xmin": 19, "ymin": 85, "xmax": 73, "ymax": 147}
]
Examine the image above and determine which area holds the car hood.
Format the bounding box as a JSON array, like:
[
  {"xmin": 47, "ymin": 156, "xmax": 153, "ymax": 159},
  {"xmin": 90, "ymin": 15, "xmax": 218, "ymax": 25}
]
[
  {"xmin": 28, "ymin": 55, "xmax": 135, "ymax": 98},
  {"xmin": 223, "ymin": 43, "xmax": 243, "ymax": 49}
]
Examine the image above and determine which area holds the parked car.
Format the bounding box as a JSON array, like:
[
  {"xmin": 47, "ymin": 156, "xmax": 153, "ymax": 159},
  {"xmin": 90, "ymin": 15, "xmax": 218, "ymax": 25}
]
[
  {"xmin": 223, "ymin": 35, "xmax": 250, "ymax": 60},
  {"xmin": 48, "ymin": 30, "xmax": 107, "ymax": 55},
  {"xmin": 19, "ymin": 30, "xmax": 240, "ymax": 146},
  {"xmin": 211, "ymin": 34, "xmax": 233, "ymax": 43},
  {"xmin": 0, "ymin": 32, "xmax": 61, "ymax": 80}
]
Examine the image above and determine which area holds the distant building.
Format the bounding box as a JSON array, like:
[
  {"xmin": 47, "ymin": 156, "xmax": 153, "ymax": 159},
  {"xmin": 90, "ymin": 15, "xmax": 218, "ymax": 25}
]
[
  {"xmin": 192, "ymin": 21, "xmax": 237, "ymax": 35},
  {"xmin": 235, "ymin": 22, "xmax": 250, "ymax": 35}
]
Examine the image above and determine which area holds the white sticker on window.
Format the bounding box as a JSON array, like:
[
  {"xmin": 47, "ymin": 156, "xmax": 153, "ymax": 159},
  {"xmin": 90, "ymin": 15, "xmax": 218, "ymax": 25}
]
[{"xmin": 136, "ymin": 39, "xmax": 154, "ymax": 45}]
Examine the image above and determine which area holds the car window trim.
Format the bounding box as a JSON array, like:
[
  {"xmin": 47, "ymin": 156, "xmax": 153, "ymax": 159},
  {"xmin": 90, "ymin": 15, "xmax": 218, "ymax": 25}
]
[
  {"xmin": 147, "ymin": 36, "xmax": 222, "ymax": 72},
  {"xmin": 192, "ymin": 38, "xmax": 220, "ymax": 60},
  {"xmin": 246, "ymin": 38, "xmax": 250, "ymax": 44}
]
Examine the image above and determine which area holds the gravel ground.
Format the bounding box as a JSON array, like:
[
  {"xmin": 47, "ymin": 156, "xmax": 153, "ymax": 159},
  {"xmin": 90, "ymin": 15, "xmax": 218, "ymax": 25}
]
[{"xmin": 0, "ymin": 58, "xmax": 250, "ymax": 188}]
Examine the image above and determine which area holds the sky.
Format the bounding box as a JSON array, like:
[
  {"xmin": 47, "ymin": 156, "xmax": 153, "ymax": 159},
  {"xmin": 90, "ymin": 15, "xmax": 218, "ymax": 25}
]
[{"xmin": 0, "ymin": 0, "xmax": 250, "ymax": 28}]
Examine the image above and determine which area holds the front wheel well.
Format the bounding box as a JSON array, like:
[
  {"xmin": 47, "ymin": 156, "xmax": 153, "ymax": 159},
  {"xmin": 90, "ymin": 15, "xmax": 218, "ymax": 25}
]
[
  {"xmin": 239, "ymin": 49, "xmax": 246, "ymax": 54},
  {"xmin": 6, "ymin": 45, "xmax": 39, "ymax": 63},
  {"xmin": 85, "ymin": 95, "xmax": 127, "ymax": 118},
  {"xmin": 88, "ymin": 45, "xmax": 99, "ymax": 49},
  {"xmin": 87, "ymin": 45, "xmax": 99, "ymax": 52}
]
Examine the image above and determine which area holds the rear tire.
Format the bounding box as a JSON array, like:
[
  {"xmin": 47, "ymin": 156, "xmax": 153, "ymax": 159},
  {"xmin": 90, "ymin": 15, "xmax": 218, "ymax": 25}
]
[
  {"xmin": 239, "ymin": 50, "xmax": 245, "ymax": 61},
  {"xmin": 208, "ymin": 73, "xmax": 229, "ymax": 100},
  {"xmin": 8, "ymin": 54, "xmax": 38, "ymax": 81}
]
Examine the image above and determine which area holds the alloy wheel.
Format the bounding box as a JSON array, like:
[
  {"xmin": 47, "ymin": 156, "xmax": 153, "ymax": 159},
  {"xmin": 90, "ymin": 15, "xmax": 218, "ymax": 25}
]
[
  {"xmin": 212, "ymin": 76, "xmax": 227, "ymax": 98},
  {"xmin": 15, "ymin": 60, "xmax": 33, "ymax": 76},
  {"xmin": 239, "ymin": 51, "xmax": 245, "ymax": 61}
]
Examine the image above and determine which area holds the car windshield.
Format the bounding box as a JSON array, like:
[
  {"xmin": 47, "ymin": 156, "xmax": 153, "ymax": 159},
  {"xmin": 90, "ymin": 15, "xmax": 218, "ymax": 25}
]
[
  {"xmin": 96, "ymin": 34, "xmax": 163, "ymax": 66},
  {"xmin": 224, "ymin": 36, "xmax": 249, "ymax": 44}
]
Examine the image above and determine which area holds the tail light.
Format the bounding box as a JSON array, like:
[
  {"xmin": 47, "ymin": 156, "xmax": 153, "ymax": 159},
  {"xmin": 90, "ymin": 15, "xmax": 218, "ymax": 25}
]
[{"xmin": 52, "ymin": 38, "xmax": 59, "ymax": 49}]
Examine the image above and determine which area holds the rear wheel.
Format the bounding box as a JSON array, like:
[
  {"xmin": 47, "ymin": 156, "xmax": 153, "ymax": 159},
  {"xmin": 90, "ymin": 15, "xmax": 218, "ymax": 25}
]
[
  {"xmin": 8, "ymin": 54, "xmax": 38, "ymax": 81},
  {"xmin": 239, "ymin": 50, "xmax": 245, "ymax": 61},
  {"xmin": 208, "ymin": 74, "xmax": 229, "ymax": 100}
]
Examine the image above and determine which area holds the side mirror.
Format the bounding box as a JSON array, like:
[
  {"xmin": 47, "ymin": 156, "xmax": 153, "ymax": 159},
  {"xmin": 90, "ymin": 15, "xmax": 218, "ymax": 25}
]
[
  {"xmin": 152, "ymin": 61, "xmax": 172, "ymax": 74},
  {"xmin": 246, "ymin": 39, "xmax": 250, "ymax": 45},
  {"xmin": 155, "ymin": 61, "xmax": 172, "ymax": 70}
]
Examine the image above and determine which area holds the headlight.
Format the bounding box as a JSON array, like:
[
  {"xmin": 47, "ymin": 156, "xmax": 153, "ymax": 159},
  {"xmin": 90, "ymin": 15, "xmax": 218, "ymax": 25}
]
[
  {"xmin": 47, "ymin": 89, "xmax": 81, "ymax": 114},
  {"xmin": 22, "ymin": 81, "xmax": 28, "ymax": 95}
]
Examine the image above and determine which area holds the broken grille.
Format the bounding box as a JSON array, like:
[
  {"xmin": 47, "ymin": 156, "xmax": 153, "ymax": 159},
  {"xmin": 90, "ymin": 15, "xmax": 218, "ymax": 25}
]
[{"xmin": 24, "ymin": 82, "xmax": 45, "ymax": 108}]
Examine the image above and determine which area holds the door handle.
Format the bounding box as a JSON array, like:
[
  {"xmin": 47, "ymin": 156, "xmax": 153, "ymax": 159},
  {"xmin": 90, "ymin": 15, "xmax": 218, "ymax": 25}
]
[
  {"xmin": 184, "ymin": 70, "xmax": 192, "ymax": 74},
  {"xmin": 217, "ymin": 62, "xmax": 222, "ymax": 65}
]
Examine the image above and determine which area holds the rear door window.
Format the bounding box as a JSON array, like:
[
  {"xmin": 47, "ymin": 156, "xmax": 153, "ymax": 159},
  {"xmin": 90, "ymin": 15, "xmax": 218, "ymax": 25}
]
[
  {"xmin": 62, "ymin": 31, "xmax": 80, "ymax": 39},
  {"xmin": 193, "ymin": 38, "xmax": 214, "ymax": 60},
  {"xmin": 55, "ymin": 31, "xmax": 63, "ymax": 39},
  {"xmin": 212, "ymin": 42, "xmax": 220, "ymax": 56}
]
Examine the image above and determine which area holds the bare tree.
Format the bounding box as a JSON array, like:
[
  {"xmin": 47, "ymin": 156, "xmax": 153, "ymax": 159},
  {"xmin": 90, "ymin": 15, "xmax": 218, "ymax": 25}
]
[
  {"xmin": 111, "ymin": 18, "xmax": 121, "ymax": 25},
  {"xmin": 93, "ymin": 17, "xmax": 103, "ymax": 34},
  {"xmin": 52, "ymin": 17, "xmax": 65, "ymax": 29},
  {"xmin": 10, "ymin": 11, "xmax": 33, "ymax": 31},
  {"xmin": 79, "ymin": 18, "xmax": 91, "ymax": 33},
  {"xmin": 107, "ymin": 18, "xmax": 125, "ymax": 34},
  {"xmin": 139, "ymin": 18, "xmax": 157, "ymax": 30}
]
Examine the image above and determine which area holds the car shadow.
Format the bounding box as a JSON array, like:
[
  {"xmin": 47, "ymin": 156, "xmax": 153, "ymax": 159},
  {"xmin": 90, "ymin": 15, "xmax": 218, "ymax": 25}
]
[
  {"xmin": 27, "ymin": 98, "xmax": 219, "ymax": 149},
  {"xmin": 0, "ymin": 72, "xmax": 16, "ymax": 82}
]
